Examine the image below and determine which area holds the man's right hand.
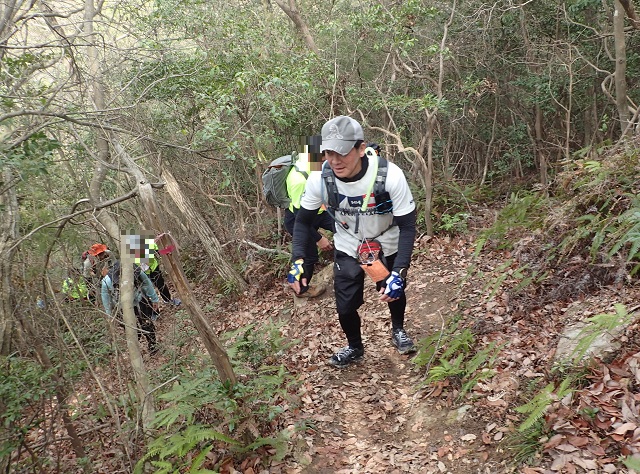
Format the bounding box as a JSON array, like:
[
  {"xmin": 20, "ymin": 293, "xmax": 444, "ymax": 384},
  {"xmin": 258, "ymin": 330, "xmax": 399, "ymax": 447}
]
[
  {"xmin": 316, "ymin": 236, "xmax": 333, "ymax": 252},
  {"xmin": 287, "ymin": 259, "xmax": 307, "ymax": 294}
]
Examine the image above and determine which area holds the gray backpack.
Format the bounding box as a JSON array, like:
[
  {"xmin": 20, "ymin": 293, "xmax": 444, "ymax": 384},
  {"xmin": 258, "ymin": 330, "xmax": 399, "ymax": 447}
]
[{"xmin": 261, "ymin": 153, "xmax": 308, "ymax": 208}]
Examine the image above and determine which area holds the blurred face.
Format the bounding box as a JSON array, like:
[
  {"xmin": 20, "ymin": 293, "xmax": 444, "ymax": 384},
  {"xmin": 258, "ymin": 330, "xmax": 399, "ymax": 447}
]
[{"xmin": 324, "ymin": 142, "xmax": 366, "ymax": 179}]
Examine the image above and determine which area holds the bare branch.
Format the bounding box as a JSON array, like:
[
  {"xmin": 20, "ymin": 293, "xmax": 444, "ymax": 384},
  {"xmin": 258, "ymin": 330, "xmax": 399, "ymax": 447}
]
[
  {"xmin": 240, "ymin": 239, "xmax": 288, "ymax": 255},
  {"xmin": 8, "ymin": 186, "xmax": 148, "ymax": 252},
  {"xmin": 0, "ymin": 109, "xmax": 126, "ymax": 131},
  {"xmin": 272, "ymin": 0, "xmax": 319, "ymax": 54}
]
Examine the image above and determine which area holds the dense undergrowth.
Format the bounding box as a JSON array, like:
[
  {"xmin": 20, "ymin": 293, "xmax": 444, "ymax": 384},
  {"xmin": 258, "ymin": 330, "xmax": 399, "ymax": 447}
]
[
  {"xmin": 477, "ymin": 137, "xmax": 640, "ymax": 313},
  {"xmin": 134, "ymin": 322, "xmax": 299, "ymax": 473},
  {"xmin": 450, "ymin": 136, "xmax": 640, "ymax": 471}
]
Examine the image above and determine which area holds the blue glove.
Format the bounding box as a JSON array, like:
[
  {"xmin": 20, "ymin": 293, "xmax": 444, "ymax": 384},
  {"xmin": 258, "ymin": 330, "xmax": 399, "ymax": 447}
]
[
  {"xmin": 287, "ymin": 259, "xmax": 304, "ymax": 284},
  {"xmin": 383, "ymin": 271, "xmax": 405, "ymax": 299}
]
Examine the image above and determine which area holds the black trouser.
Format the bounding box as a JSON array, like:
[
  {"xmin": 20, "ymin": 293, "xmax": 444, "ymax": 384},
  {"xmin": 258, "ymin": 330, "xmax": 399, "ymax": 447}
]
[
  {"xmin": 284, "ymin": 208, "xmax": 335, "ymax": 283},
  {"xmin": 135, "ymin": 297, "xmax": 157, "ymax": 351},
  {"xmin": 334, "ymin": 251, "xmax": 406, "ymax": 349},
  {"xmin": 148, "ymin": 268, "xmax": 171, "ymax": 303}
]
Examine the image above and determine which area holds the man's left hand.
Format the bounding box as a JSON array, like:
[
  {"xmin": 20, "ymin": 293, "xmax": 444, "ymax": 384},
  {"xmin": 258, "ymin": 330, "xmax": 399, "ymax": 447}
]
[{"xmin": 379, "ymin": 271, "xmax": 405, "ymax": 302}]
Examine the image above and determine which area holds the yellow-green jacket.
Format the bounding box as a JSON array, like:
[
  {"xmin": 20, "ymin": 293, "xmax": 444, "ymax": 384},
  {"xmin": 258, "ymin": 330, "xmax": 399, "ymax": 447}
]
[
  {"xmin": 286, "ymin": 157, "xmax": 324, "ymax": 214},
  {"xmin": 135, "ymin": 240, "xmax": 159, "ymax": 273},
  {"xmin": 62, "ymin": 277, "xmax": 88, "ymax": 300}
]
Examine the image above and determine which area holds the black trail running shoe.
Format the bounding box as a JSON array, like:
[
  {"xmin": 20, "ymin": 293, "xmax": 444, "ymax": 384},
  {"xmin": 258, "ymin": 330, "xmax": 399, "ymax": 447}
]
[
  {"xmin": 392, "ymin": 328, "xmax": 416, "ymax": 354},
  {"xmin": 328, "ymin": 346, "xmax": 364, "ymax": 368}
]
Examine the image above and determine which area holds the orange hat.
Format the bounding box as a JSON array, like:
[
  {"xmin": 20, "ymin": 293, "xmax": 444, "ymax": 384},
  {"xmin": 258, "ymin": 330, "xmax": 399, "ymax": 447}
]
[{"xmin": 88, "ymin": 243, "xmax": 108, "ymax": 256}]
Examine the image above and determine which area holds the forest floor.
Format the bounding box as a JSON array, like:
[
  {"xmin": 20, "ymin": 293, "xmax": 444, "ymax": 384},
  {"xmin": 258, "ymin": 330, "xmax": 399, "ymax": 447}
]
[
  {"xmin": 201, "ymin": 234, "xmax": 515, "ymax": 474},
  {"xmin": 196, "ymin": 230, "xmax": 640, "ymax": 474},
  {"xmin": 34, "ymin": 228, "xmax": 640, "ymax": 473},
  {"xmin": 65, "ymin": 227, "xmax": 640, "ymax": 473}
]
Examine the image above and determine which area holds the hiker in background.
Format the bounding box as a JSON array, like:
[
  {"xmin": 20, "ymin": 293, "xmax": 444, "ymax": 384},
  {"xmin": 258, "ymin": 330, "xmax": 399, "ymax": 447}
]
[
  {"xmin": 82, "ymin": 243, "xmax": 113, "ymax": 303},
  {"xmin": 368, "ymin": 142, "xmax": 381, "ymax": 156},
  {"xmin": 135, "ymin": 236, "xmax": 181, "ymax": 307},
  {"xmin": 283, "ymin": 142, "xmax": 335, "ymax": 298},
  {"xmin": 101, "ymin": 260, "xmax": 160, "ymax": 354},
  {"xmin": 288, "ymin": 116, "xmax": 417, "ymax": 368}
]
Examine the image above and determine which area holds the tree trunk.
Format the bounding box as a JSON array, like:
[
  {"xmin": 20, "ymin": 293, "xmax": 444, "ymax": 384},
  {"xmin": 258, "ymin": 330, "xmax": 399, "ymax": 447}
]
[
  {"xmin": 613, "ymin": 0, "xmax": 630, "ymax": 136},
  {"xmin": 534, "ymin": 104, "xmax": 548, "ymax": 190},
  {"xmin": 420, "ymin": 0, "xmax": 455, "ymax": 236},
  {"xmin": 159, "ymin": 165, "xmax": 248, "ymax": 293},
  {"xmin": 618, "ymin": 0, "xmax": 640, "ymax": 29},
  {"xmin": 84, "ymin": 0, "xmax": 156, "ymax": 430},
  {"xmin": 116, "ymin": 143, "xmax": 238, "ymax": 385},
  {"xmin": 119, "ymin": 241, "xmax": 156, "ymax": 427},
  {"xmin": 424, "ymin": 114, "xmax": 435, "ymax": 237},
  {"xmin": 0, "ymin": 168, "xmax": 18, "ymax": 355}
]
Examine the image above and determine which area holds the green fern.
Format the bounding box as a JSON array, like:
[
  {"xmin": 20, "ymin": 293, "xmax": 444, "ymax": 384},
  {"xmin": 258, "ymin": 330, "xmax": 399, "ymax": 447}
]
[
  {"xmin": 413, "ymin": 319, "xmax": 463, "ymax": 367},
  {"xmin": 558, "ymin": 213, "xmax": 607, "ymax": 264},
  {"xmin": 134, "ymin": 426, "xmax": 238, "ymax": 474},
  {"xmin": 428, "ymin": 354, "xmax": 466, "ymax": 381},
  {"xmin": 571, "ymin": 303, "xmax": 632, "ymax": 363},
  {"xmin": 512, "ymin": 268, "xmax": 548, "ymax": 293},
  {"xmin": 475, "ymin": 192, "xmax": 547, "ymax": 253},
  {"xmin": 506, "ymin": 417, "xmax": 547, "ymax": 465},
  {"xmin": 189, "ymin": 446, "xmax": 215, "ymax": 472},
  {"xmin": 154, "ymin": 376, "xmax": 213, "ymax": 428},
  {"xmin": 146, "ymin": 460, "xmax": 174, "ymax": 474},
  {"xmin": 466, "ymin": 343, "xmax": 500, "ymax": 375},
  {"xmin": 483, "ymin": 263, "xmax": 517, "ymax": 296},
  {"xmin": 515, "ymin": 378, "xmax": 574, "ymax": 432},
  {"xmin": 515, "ymin": 383, "xmax": 554, "ymax": 431},
  {"xmin": 608, "ymin": 207, "xmax": 640, "ymax": 262},
  {"xmin": 440, "ymin": 329, "xmax": 474, "ymax": 360},
  {"xmin": 139, "ymin": 321, "xmax": 299, "ymax": 473},
  {"xmin": 415, "ymin": 322, "xmax": 503, "ymax": 399},
  {"xmin": 623, "ymin": 455, "xmax": 640, "ymax": 471},
  {"xmin": 583, "ymin": 160, "xmax": 602, "ymax": 172},
  {"xmin": 240, "ymin": 430, "xmax": 291, "ymax": 461},
  {"xmin": 589, "ymin": 217, "xmax": 615, "ymax": 260},
  {"xmin": 460, "ymin": 369, "xmax": 495, "ymax": 397}
]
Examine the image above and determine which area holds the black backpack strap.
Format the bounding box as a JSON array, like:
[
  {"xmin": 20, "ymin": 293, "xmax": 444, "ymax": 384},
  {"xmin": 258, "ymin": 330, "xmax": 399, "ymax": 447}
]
[
  {"xmin": 321, "ymin": 161, "xmax": 339, "ymax": 209},
  {"xmin": 374, "ymin": 156, "xmax": 388, "ymax": 197}
]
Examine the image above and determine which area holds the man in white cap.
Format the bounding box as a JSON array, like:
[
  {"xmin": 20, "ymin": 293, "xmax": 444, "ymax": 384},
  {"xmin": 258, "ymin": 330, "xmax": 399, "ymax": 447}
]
[{"xmin": 288, "ymin": 116, "xmax": 417, "ymax": 368}]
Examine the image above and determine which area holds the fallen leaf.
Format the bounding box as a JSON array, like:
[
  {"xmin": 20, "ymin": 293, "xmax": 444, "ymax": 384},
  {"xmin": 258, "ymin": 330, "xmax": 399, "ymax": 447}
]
[
  {"xmin": 612, "ymin": 422, "xmax": 637, "ymax": 435},
  {"xmin": 566, "ymin": 436, "xmax": 590, "ymax": 447},
  {"xmin": 555, "ymin": 443, "xmax": 579, "ymax": 453}
]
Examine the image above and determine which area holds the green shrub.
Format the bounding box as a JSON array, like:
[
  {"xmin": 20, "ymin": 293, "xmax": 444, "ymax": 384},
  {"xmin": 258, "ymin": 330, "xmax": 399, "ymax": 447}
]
[
  {"xmin": 137, "ymin": 322, "xmax": 299, "ymax": 473},
  {"xmin": 435, "ymin": 212, "xmax": 470, "ymax": 235},
  {"xmin": 0, "ymin": 356, "xmax": 57, "ymax": 469},
  {"xmin": 413, "ymin": 321, "xmax": 503, "ymax": 399}
]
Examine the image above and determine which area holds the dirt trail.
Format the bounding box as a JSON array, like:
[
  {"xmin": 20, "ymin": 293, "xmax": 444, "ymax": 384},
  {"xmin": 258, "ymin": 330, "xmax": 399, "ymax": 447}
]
[{"xmin": 251, "ymin": 237, "xmax": 508, "ymax": 474}]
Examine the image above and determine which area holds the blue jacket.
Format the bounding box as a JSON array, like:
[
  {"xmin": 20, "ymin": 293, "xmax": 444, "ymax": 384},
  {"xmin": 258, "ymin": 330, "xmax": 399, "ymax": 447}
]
[{"xmin": 101, "ymin": 269, "xmax": 159, "ymax": 316}]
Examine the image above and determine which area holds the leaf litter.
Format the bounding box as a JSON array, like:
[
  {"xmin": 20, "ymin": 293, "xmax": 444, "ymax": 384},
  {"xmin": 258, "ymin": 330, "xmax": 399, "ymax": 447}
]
[{"xmin": 217, "ymin": 231, "xmax": 640, "ymax": 473}]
